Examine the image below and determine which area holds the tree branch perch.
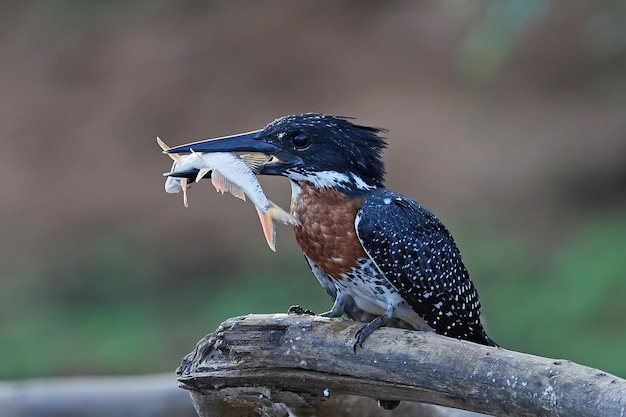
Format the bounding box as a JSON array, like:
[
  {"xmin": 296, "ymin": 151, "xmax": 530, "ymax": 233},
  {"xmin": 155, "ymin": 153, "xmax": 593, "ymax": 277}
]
[{"xmin": 177, "ymin": 314, "xmax": 626, "ymax": 417}]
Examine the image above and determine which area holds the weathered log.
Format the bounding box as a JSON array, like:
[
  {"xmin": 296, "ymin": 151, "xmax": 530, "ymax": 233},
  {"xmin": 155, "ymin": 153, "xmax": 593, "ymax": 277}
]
[{"xmin": 177, "ymin": 314, "xmax": 626, "ymax": 417}]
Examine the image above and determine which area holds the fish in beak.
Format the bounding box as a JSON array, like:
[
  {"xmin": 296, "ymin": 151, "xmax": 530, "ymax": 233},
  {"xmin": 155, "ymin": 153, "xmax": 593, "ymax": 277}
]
[
  {"xmin": 158, "ymin": 137, "xmax": 299, "ymax": 251},
  {"xmin": 162, "ymin": 129, "xmax": 302, "ymax": 178}
]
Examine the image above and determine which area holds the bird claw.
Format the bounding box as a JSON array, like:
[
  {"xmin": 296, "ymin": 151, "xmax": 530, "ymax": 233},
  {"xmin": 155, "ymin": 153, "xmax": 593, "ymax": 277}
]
[
  {"xmin": 353, "ymin": 315, "xmax": 386, "ymax": 352},
  {"xmin": 288, "ymin": 305, "xmax": 315, "ymax": 315},
  {"xmin": 353, "ymin": 330, "xmax": 366, "ymax": 353},
  {"xmin": 353, "ymin": 326, "xmax": 371, "ymax": 352}
]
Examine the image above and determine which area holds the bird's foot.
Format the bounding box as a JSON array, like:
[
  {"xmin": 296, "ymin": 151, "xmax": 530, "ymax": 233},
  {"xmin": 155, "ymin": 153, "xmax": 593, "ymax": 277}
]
[
  {"xmin": 353, "ymin": 315, "xmax": 386, "ymax": 352},
  {"xmin": 288, "ymin": 305, "xmax": 315, "ymax": 315}
]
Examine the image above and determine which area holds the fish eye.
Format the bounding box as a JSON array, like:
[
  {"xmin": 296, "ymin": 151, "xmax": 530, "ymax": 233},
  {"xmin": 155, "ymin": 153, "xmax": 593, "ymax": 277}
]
[{"xmin": 291, "ymin": 133, "xmax": 310, "ymax": 149}]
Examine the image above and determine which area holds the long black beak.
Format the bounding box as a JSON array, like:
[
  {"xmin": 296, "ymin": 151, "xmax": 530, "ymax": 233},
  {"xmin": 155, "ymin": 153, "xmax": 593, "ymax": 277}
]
[{"xmin": 165, "ymin": 130, "xmax": 279, "ymax": 154}]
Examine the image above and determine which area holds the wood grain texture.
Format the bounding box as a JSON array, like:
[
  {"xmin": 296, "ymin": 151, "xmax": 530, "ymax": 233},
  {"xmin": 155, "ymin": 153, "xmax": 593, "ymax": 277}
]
[{"xmin": 177, "ymin": 314, "xmax": 626, "ymax": 417}]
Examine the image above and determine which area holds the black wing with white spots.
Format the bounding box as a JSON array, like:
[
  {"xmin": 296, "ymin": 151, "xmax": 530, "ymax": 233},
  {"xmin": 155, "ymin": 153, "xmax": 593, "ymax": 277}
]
[{"xmin": 355, "ymin": 188, "xmax": 496, "ymax": 346}]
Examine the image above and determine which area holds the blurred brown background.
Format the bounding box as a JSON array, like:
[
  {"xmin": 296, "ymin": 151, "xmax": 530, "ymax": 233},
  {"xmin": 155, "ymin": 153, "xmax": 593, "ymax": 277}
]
[{"xmin": 1, "ymin": 0, "xmax": 625, "ymax": 380}]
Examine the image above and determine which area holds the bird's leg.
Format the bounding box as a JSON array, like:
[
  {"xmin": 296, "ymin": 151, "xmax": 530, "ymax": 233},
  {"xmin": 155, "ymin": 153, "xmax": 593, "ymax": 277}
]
[
  {"xmin": 353, "ymin": 306, "xmax": 396, "ymax": 352},
  {"xmin": 320, "ymin": 293, "xmax": 347, "ymax": 318},
  {"xmin": 289, "ymin": 293, "xmax": 349, "ymax": 318}
]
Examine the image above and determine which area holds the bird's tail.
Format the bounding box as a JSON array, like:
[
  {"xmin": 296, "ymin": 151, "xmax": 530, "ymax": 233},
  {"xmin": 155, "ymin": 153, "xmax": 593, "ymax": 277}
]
[
  {"xmin": 483, "ymin": 334, "xmax": 498, "ymax": 347},
  {"xmin": 474, "ymin": 329, "xmax": 498, "ymax": 347}
]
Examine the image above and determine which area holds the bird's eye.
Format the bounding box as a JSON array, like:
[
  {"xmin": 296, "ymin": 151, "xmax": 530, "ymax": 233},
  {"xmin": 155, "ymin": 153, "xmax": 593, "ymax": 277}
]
[{"xmin": 291, "ymin": 133, "xmax": 310, "ymax": 149}]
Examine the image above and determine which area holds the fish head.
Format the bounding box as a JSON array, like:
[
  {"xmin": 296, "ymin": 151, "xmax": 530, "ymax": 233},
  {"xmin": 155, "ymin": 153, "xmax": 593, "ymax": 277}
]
[{"xmin": 163, "ymin": 114, "xmax": 387, "ymax": 191}]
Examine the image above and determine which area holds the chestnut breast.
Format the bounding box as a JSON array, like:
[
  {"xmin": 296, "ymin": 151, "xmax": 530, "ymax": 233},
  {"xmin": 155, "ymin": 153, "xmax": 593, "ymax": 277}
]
[{"xmin": 291, "ymin": 182, "xmax": 367, "ymax": 278}]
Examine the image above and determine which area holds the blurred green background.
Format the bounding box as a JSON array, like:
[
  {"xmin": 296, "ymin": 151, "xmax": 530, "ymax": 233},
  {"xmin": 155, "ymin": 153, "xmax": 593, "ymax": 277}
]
[{"xmin": 1, "ymin": 0, "xmax": 625, "ymax": 381}]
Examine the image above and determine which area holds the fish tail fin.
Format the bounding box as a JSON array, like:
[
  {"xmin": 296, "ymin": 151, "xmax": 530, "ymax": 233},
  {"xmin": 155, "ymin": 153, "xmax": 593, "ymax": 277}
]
[
  {"xmin": 267, "ymin": 201, "xmax": 300, "ymax": 226},
  {"xmin": 211, "ymin": 171, "xmax": 246, "ymax": 200},
  {"xmin": 256, "ymin": 202, "xmax": 300, "ymax": 251},
  {"xmin": 256, "ymin": 206, "xmax": 276, "ymax": 252}
]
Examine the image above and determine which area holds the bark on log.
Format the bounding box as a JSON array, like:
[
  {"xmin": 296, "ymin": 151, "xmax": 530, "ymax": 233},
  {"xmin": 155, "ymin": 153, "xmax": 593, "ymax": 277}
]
[{"xmin": 177, "ymin": 314, "xmax": 626, "ymax": 417}]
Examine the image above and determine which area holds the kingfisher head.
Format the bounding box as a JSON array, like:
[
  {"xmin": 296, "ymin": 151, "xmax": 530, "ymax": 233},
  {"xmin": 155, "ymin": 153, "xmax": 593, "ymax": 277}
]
[{"xmin": 166, "ymin": 113, "xmax": 387, "ymax": 192}]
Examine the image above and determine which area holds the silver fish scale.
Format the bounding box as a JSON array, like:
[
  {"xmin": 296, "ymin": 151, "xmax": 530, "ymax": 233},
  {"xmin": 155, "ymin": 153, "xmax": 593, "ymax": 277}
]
[{"xmin": 355, "ymin": 188, "xmax": 495, "ymax": 346}]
